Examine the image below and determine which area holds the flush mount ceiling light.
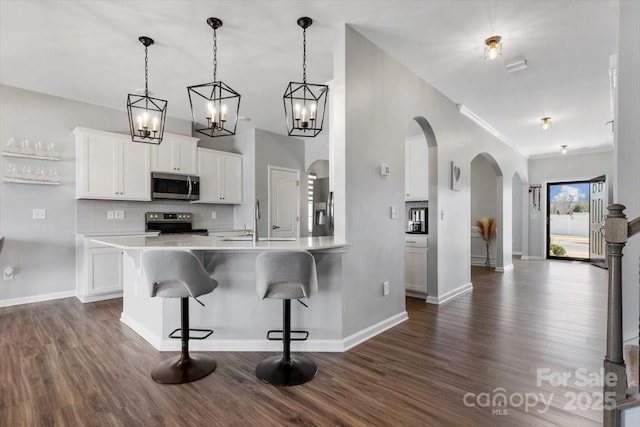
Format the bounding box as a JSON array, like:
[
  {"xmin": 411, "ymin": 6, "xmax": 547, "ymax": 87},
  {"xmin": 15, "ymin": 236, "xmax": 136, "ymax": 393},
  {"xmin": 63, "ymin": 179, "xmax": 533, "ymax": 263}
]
[
  {"xmin": 484, "ymin": 35, "xmax": 502, "ymax": 61},
  {"xmin": 541, "ymin": 117, "xmax": 552, "ymax": 130},
  {"xmin": 561, "ymin": 145, "xmax": 568, "ymax": 154},
  {"xmin": 283, "ymin": 17, "xmax": 328, "ymax": 138},
  {"xmin": 188, "ymin": 18, "xmax": 241, "ymax": 138},
  {"xmin": 127, "ymin": 36, "xmax": 168, "ymax": 144}
]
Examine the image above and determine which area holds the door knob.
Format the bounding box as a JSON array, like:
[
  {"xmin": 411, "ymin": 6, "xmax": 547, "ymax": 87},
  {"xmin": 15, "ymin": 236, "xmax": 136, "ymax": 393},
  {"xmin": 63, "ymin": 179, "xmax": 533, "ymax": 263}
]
[{"xmin": 272, "ymin": 225, "xmax": 280, "ymax": 230}]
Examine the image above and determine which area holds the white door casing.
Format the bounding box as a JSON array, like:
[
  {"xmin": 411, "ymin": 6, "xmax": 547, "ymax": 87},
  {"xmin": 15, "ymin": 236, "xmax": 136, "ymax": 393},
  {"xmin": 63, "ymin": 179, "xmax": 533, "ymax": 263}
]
[{"xmin": 268, "ymin": 166, "xmax": 300, "ymax": 238}]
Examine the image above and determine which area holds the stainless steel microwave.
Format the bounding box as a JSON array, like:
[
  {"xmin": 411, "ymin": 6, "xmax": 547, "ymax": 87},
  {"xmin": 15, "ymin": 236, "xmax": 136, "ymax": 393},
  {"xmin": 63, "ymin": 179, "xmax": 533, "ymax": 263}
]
[{"xmin": 151, "ymin": 172, "xmax": 200, "ymax": 201}]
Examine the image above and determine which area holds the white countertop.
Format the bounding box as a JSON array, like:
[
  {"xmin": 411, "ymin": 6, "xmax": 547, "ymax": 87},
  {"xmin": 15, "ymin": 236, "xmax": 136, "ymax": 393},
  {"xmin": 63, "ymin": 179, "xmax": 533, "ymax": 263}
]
[{"xmin": 90, "ymin": 234, "xmax": 349, "ymax": 252}]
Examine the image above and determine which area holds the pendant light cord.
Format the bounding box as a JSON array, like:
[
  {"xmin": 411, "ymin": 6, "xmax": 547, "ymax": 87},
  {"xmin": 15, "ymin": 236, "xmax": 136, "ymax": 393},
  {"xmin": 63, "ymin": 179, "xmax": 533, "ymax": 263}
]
[
  {"xmin": 302, "ymin": 27, "xmax": 307, "ymax": 84},
  {"xmin": 212, "ymin": 27, "xmax": 218, "ymax": 82}
]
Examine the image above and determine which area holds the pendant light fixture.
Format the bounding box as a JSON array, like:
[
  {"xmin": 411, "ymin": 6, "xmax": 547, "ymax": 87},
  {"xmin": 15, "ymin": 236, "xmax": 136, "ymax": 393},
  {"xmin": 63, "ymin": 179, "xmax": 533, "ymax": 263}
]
[
  {"xmin": 127, "ymin": 36, "xmax": 168, "ymax": 144},
  {"xmin": 188, "ymin": 17, "xmax": 241, "ymax": 138},
  {"xmin": 484, "ymin": 35, "xmax": 502, "ymax": 61},
  {"xmin": 283, "ymin": 17, "xmax": 328, "ymax": 137}
]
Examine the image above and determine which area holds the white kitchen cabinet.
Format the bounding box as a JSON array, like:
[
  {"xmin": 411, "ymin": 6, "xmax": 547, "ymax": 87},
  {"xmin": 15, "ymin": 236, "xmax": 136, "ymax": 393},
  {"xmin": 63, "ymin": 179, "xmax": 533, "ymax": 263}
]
[
  {"xmin": 405, "ymin": 234, "xmax": 428, "ymax": 295},
  {"xmin": 405, "ymin": 136, "xmax": 429, "ymax": 201},
  {"xmin": 76, "ymin": 236, "xmax": 123, "ymax": 303},
  {"xmin": 151, "ymin": 133, "xmax": 198, "ymax": 175},
  {"xmin": 195, "ymin": 148, "xmax": 242, "ymax": 204},
  {"xmin": 74, "ymin": 127, "xmax": 151, "ymax": 201}
]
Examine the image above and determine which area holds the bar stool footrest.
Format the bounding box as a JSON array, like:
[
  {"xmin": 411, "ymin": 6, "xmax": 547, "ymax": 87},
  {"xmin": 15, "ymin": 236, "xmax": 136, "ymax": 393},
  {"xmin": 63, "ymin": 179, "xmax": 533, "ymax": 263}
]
[
  {"xmin": 266, "ymin": 329, "xmax": 309, "ymax": 341},
  {"xmin": 169, "ymin": 328, "xmax": 213, "ymax": 340}
]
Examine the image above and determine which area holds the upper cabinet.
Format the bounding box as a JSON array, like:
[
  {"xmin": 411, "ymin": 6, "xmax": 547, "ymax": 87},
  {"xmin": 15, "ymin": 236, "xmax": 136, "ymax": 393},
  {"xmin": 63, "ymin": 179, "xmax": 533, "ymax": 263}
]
[
  {"xmin": 195, "ymin": 148, "xmax": 242, "ymax": 204},
  {"xmin": 74, "ymin": 127, "xmax": 151, "ymax": 201},
  {"xmin": 405, "ymin": 136, "xmax": 429, "ymax": 201},
  {"xmin": 151, "ymin": 133, "xmax": 198, "ymax": 175}
]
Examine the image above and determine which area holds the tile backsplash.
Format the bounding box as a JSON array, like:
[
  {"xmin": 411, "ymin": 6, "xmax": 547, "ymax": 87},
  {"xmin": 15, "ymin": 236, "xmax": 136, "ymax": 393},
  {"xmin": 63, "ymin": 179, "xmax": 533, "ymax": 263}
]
[{"xmin": 76, "ymin": 199, "xmax": 235, "ymax": 233}]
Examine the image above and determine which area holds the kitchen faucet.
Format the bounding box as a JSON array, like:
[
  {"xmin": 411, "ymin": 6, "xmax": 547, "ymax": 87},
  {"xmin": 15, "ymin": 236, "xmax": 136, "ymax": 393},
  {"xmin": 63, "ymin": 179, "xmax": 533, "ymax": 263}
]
[{"xmin": 253, "ymin": 199, "xmax": 261, "ymax": 242}]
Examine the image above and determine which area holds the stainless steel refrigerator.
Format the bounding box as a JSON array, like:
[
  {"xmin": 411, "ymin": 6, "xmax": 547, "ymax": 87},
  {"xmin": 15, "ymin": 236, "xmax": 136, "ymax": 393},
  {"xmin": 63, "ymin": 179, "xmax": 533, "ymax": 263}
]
[{"xmin": 312, "ymin": 177, "xmax": 333, "ymax": 236}]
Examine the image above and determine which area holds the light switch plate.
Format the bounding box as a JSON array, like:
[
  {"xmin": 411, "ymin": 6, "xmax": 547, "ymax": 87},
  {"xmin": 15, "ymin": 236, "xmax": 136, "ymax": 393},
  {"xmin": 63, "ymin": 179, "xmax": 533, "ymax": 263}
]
[
  {"xmin": 107, "ymin": 211, "xmax": 114, "ymax": 220},
  {"xmin": 391, "ymin": 206, "xmax": 399, "ymax": 219},
  {"xmin": 114, "ymin": 210, "xmax": 125, "ymax": 220}
]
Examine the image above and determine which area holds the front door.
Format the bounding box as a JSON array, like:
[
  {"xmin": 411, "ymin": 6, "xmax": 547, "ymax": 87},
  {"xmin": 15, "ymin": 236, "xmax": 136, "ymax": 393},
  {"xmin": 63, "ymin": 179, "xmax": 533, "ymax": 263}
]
[
  {"xmin": 268, "ymin": 166, "xmax": 300, "ymax": 238},
  {"xmin": 589, "ymin": 175, "xmax": 607, "ymax": 266}
]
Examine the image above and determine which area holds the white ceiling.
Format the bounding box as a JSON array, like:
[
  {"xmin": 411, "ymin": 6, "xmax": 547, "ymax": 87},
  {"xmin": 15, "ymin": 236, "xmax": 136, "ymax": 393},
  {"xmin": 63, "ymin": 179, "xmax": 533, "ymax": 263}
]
[{"xmin": 0, "ymin": 0, "xmax": 619, "ymax": 158}]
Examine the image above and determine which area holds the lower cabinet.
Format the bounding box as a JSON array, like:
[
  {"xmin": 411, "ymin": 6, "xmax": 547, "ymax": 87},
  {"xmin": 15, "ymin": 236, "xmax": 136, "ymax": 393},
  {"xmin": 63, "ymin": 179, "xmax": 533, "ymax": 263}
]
[
  {"xmin": 76, "ymin": 235, "xmax": 124, "ymax": 302},
  {"xmin": 405, "ymin": 234, "xmax": 428, "ymax": 295}
]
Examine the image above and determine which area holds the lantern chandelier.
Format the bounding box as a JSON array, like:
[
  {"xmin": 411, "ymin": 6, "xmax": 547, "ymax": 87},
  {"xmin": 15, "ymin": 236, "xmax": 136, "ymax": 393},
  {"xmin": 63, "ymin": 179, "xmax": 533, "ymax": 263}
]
[
  {"xmin": 188, "ymin": 17, "xmax": 241, "ymax": 138},
  {"xmin": 484, "ymin": 35, "xmax": 502, "ymax": 61},
  {"xmin": 127, "ymin": 36, "xmax": 168, "ymax": 144},
  {"xmin": 283, "ymin": 17, "xmax": 328, "ymax": 138}
]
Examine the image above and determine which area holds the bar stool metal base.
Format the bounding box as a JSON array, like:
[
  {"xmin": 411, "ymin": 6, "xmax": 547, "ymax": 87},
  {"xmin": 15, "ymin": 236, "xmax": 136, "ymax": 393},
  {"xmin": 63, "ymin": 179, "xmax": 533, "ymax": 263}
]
[
  {"xmin": 151, "ymin": 354, "xmax": 217, "ymax": 384},
  {"xmin": 256, "ymin": 354, "xmax": 317, "ymax": 386}
]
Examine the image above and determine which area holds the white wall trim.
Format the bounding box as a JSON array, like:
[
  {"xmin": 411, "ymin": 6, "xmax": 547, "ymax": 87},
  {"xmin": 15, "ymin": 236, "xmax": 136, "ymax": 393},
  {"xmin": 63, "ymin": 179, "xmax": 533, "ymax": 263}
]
[
  {"xmin": 0, "ymin": 290, "xmax": 76, "ymax": 308},
  {"xmin": 405, "ymin": 290, "xmax": 427, "ymax": 300},
  {"xmin": 123, "ymin": 311, "xmax": 409, "ymax": 353},
  {"xmin": 342, "ymin": 311, "xmax": 409, "ymax": 351},
  {"xmin": 513, "ymin": 251, "xmax": 523, "ymax": 256},
  {"xmin": 426, "ymin": 282, "xmax": 473, "ymax": 305},
  {"xmin": 120, "ymin": 313, "xmax": 163, "ymax": 350},
  {"xmin": 495, "ymin": 264, "xmax": 514, "ymax": 272},
  {"xmin": 520, "ymin": 255, "xmax": 545, "ymax": 260},
  {"xmin": 471, "ymin": 256, "xmax": 496, "ymax": 267},
  {"xmin": 623, "ymin": 336, "xmax": 638, "ymax": 348},
  {"xmin": 76, "ymin": 291, "xmax": 123, "ymax": 304}
]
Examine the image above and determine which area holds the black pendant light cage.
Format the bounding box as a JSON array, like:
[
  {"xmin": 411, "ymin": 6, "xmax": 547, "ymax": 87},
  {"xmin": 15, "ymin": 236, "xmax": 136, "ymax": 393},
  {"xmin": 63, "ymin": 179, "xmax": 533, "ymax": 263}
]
[
  {"xmin": 127, "ymin": 36, "xmax": 168, "ymax": 144},
  {"xmin": 188, "ymin": 17, "xmax": 241, "ymax": 138},
  {"xmin": 283, "ymin": 17, "xmax": 328, "ymax": 138}
]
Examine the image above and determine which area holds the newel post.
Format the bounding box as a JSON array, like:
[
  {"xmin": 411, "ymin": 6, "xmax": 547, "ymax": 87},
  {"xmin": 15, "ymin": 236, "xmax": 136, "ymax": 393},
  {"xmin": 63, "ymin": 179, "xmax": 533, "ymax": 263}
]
[{"xmin": 603, "ymin": 204, "xmax": 629, "ymax": 427}]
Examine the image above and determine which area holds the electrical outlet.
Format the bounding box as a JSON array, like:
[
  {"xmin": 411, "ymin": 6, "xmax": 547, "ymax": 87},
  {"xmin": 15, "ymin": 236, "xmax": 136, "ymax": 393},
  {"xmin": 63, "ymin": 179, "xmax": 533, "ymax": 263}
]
[
  {"xmin": 3, "ymin": 266, "xmax": 14, "ymax": 280},
  {"xmin": 390, "ymin": 206, "xmax": 398, "ymax": 219},
  {"xmin": 211, "ymin": 211, "xmax": 216, "ymax": 219},
  {"xmin": 383, "ymin": 281, "xmax": 390, "ymax": 296},
  {"xmin": 32, "ymin": 209, "xmax": 46, "ymax": 220},
  {"xmin": 107, "ymin": 211, "xmax": 114, "ymax": 220},
  {"xmin": 114, "ymin": 210, "xmax": 125, "ymax": 220}
]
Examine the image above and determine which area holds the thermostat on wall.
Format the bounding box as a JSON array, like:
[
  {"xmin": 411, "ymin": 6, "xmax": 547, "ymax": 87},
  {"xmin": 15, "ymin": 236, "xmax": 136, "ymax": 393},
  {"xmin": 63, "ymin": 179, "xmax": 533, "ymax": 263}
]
[{"xmin": 380, "ymin": 164, "xmax": 390, "ymax": 176}]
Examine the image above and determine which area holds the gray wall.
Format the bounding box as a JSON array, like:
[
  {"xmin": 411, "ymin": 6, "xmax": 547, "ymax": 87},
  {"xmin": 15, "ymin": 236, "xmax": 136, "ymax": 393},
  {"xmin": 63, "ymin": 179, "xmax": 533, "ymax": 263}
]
[
  {"xmin": 333, "ymin": 25, "xmax": 528, "ymax": 336},
  {"xmin": 470, "ymin": 155, "xmax": 498, "ymax": 224},
  {"xmin": 616, "ymin": 0, "xmax": 640, "ymax": 343},
  {"xmin": 0, "ymin": 84, "xmax": 192, "ymax": 302},
  {"xmin": 527, "ymin": 151, "xmax": 614, "ymax": 258}
]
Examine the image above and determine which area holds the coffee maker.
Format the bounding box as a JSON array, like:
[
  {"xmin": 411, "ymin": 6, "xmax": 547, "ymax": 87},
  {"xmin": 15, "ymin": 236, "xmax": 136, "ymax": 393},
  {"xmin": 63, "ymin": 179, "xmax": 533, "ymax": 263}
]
[{"xmin": 407, "ymin": 207, "xmax": 427, "ymax": 233}]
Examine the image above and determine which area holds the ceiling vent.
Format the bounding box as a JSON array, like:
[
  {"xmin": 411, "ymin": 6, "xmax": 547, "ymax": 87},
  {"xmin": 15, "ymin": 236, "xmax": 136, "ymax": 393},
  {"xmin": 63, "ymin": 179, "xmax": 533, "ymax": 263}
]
[{"xmin": 505, "ymin": 57, "xmax": 528, "ymax": 73}]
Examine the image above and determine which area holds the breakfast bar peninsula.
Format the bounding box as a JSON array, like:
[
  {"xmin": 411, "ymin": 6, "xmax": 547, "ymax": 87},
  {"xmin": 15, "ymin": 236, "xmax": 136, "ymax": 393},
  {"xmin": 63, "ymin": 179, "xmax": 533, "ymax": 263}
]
[{"xmin": 92, "ymin": 234, "xmax": 351, "ymax": 352}]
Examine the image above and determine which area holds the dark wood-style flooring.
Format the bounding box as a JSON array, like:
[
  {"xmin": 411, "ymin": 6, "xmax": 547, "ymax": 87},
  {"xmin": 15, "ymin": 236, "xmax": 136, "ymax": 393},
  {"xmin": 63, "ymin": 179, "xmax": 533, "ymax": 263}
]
[{"xmin": 1, "ymin": 259, "xmax": 608, "ymax": 426}]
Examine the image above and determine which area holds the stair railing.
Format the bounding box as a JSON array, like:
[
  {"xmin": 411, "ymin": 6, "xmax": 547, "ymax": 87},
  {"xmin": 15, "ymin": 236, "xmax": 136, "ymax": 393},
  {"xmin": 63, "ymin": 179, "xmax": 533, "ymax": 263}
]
[{"xmin": 603, "ymin": 203, "xmax": 640, "ymax": 427}]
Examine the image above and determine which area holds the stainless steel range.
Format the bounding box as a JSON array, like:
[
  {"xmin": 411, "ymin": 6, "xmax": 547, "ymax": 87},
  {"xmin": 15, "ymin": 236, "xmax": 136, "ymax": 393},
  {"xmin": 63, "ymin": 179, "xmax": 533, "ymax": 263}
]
[{"xmin": 145, "ymin": 212, "xmax": 208, "ymax": 235}]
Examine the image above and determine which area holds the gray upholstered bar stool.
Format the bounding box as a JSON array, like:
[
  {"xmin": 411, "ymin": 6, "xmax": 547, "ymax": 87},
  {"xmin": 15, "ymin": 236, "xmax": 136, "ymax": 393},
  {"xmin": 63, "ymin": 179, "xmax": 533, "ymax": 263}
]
[
  {"xmin": 255, "ymin": 250, "xmax": 318, "ymax": 386},
  {"xmin": 141, "ymin": 250, "xmax": 218, "ymax": 384}
]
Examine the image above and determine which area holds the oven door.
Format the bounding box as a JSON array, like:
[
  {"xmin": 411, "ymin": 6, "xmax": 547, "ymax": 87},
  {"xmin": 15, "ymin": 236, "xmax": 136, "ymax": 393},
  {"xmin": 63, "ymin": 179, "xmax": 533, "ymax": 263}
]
[{"xmin": 151, "ymin": 173, "xmax": 200, "ymax": 201}]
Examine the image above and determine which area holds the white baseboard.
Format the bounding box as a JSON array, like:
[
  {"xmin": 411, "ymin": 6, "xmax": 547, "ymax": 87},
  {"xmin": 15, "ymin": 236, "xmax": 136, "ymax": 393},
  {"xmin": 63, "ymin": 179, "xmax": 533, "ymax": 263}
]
[
  {"xmin": 496, "ymin": 264, "xmax": 514, "ymax": 272},
  {"xmin": 76, "ymin": 291, "xmax": 123, "ymax": 304},
  {"xmin": 342, "ymin": 311, "xmax": 409, "ymax": 351},
  {"xmin": 521, "ymin": 255, "xmax": 544, "ymax": 260},
  {"xmin": 471, "ymin": 255, "xmax": 495, "ymax": 267},
  {"xmin": 406, "ymin": 290, "xmax": 427, "ymax": 300},
  {"xmin": 426, "ymin": 282, "xmax": 473, "ymax": 305},
  {"xmin": 624, "ymin": 336, "xmax": 639, "ymax": 348},
  {"xmin": 513, "ymin": 251, "xmax": 523, "ymax": 256},
  {"xmin": 0, "ymin": 290, "xmax": 76, "ymax": 308},
  {"xmin": 122, "ymin": 311, "xmax": 409, "ymax": 353}
]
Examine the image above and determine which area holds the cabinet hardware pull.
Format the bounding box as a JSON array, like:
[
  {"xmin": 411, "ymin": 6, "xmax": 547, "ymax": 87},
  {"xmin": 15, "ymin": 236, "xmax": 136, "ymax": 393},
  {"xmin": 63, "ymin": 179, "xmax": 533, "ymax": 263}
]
[{"xmin": 407, "ymin": 240, "xmax": 417, "ymax": 243}]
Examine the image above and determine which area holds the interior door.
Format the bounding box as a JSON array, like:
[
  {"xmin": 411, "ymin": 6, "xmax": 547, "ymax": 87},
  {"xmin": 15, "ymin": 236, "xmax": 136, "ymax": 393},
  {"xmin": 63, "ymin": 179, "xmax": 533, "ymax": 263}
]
[
  {"xmin": 268, "ymin": 166, "xmax": 299, "ymax": 238},
  {"xmin": 589, "ymin": 175, "xmax": 607, "ymax": 265}
]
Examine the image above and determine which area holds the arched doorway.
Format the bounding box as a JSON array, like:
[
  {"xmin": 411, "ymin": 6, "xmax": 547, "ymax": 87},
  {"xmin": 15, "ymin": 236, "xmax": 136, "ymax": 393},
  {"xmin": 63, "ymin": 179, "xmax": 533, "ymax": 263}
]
[
  {"xmin": 470, "ymin": 153, "xmax": 504, "ymax": 270},
  {"xmin": 403, "ymin": 117, "xmax": 438, "ymax": 300}
]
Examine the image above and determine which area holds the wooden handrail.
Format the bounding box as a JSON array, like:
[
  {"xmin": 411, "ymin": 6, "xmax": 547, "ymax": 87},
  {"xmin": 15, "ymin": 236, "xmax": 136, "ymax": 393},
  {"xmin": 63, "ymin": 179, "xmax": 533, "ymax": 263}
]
[{"xmin": 629, "ymin": 216, "xmax": 640, "ymax": 238}]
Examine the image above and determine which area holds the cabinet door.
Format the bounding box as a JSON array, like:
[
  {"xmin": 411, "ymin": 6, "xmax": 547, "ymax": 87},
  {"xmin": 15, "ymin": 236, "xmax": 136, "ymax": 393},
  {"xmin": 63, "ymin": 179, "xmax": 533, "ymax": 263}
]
[
  {"xmin": 174, "ymin": 137, "xmax": 198, "ymax": 175},
  {"xmin": 88, "ymin": 248, "xmax": 123, "ymax": 294},
  {"xmin": 197, "ymin": 148, "xmax": 222, "ymax": 202},
  {"xmin": 77, "ymin": 132, "xmax": 118, "ymax": 199},
  {"xmin": 405, "ymin": 137, "xmax": 429, "ymax": 201},
  {"xmin": 152, "ymin": 139, "xmax": 175, "ymax": 173},
  {"xmin": 220, "ymin": 153, "xmax": 242, "ymax": 204},
  {"xmin": 405, "ymin": 247, "xmax": 427, "ymax": 293},
  {"xmin": 120, "ymin": 139, "xmax": 151, "ymax": 200}
]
